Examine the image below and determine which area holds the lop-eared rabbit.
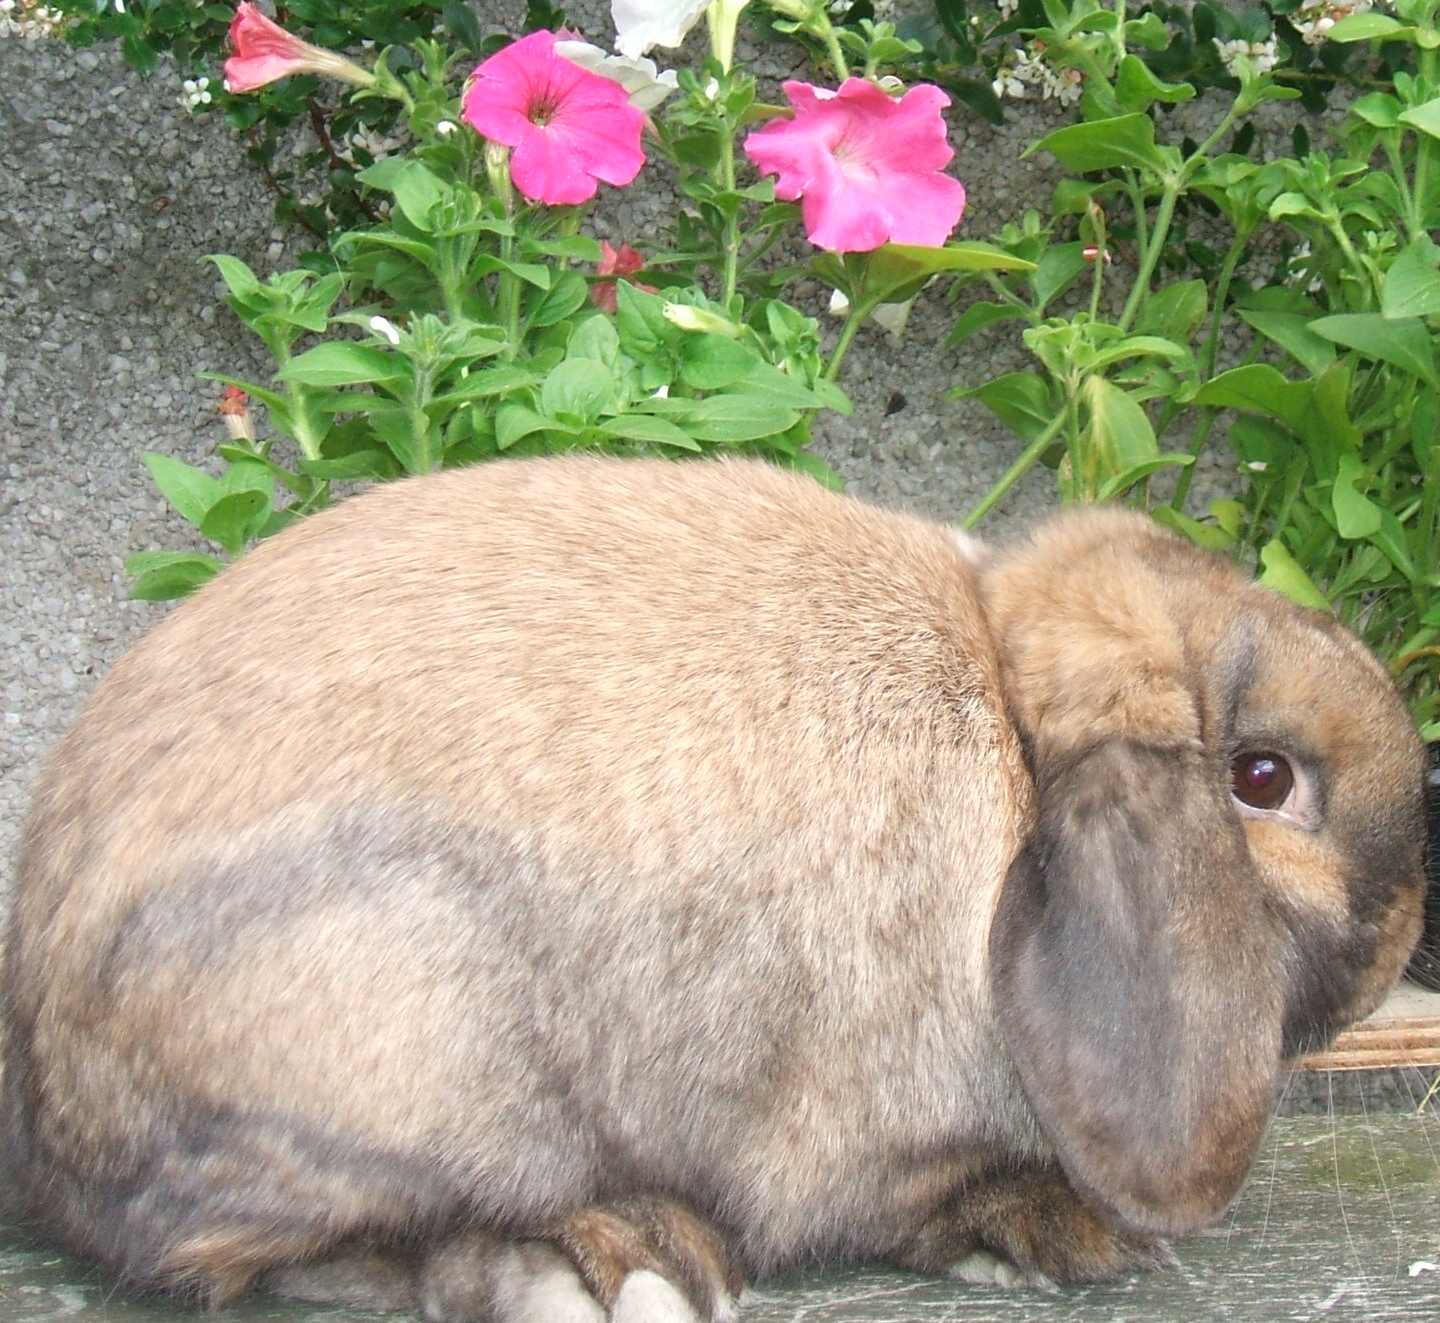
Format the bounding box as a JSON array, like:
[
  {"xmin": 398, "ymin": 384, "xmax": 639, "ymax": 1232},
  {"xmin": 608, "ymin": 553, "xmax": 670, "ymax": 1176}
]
[{"xmin": 2, "ymin": 457, "xmax": 1424, "ymax": 1323}]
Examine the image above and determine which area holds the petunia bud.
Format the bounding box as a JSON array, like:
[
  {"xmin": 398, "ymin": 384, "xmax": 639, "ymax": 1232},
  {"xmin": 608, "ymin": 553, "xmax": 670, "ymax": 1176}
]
[
  {"xmin": 217, "ymin": 385, "xmax": 253, "ymax": 441},
  {"xmin": 662, "ymin": 302, "xmax": 742, "ymax": 336}
]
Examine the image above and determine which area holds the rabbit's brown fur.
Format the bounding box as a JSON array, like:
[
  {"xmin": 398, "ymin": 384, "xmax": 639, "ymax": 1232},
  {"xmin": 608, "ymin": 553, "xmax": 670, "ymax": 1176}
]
[{"xmin": 2, "ymin": 457, "xmax": 1424, "ymax": 1322}]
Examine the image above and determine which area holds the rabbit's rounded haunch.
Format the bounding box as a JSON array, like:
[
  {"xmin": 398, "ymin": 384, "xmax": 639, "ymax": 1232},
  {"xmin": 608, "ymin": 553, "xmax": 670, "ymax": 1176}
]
[{"xmin": 2, "ymin": 457, "xmax": 1425, "ymax": 1323}]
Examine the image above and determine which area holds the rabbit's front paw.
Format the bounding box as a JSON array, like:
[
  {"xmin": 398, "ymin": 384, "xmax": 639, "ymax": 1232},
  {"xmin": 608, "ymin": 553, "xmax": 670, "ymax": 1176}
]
[
  {"xmin": 895, "ymin": 1166, "xmax": 1176, "ymax": 1287},
  {"xmin": 418, "ymin": 1198, "xmax": 742, "ymax": 1323},
  {"xmin": 553, "ymin": 1197, "xmax": 743, "ymax": 1323}
]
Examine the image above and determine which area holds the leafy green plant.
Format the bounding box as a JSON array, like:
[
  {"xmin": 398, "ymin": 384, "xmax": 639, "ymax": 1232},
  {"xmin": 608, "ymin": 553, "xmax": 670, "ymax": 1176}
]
[
  {"xmin": 1187, "ymin": 1, "xmax": 1440, "ymax": 737},
  {"xmin": 129, "ymin": 1, "xmax": 1026, "ymax": 599},
  {"xmin": 948, "ymin": 1, "xmax": 1298, "ymax": 515},
  {"xmin": 949, "ymin": 0, "xmax": 1440, "ymax": 736}
]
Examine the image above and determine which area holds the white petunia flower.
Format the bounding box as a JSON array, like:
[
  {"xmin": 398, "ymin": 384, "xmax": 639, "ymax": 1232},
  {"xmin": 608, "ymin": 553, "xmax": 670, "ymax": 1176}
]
[
  {"xmin": 611, "ymin": 0, "xmax": 714, "ymax": 59},
  {"xmin": 554, "ymin": 38, "xmax": 680, "ymax": 111}
]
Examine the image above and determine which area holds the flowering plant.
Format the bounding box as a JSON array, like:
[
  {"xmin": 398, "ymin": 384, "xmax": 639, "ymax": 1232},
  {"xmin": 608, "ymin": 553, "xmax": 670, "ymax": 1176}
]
[
  {"xmin": 945, "ymin": 0, "xmax": 1440, "ymax": 740},
  {"xmin": 130, "ymin": 0, "xmax": 1027, "ymax": 601}
]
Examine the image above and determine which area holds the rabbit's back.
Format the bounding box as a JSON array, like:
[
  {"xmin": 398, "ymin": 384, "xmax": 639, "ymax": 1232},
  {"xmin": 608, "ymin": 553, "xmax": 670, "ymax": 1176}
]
[{"xmin": 8, "ymin": 457, "xmax": 1033, "ymax": 1284}]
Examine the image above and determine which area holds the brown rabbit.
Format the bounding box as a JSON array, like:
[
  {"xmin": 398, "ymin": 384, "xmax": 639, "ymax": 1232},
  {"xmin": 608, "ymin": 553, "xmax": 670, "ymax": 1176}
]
[{"xmin": 2, "ymin": 456, "xmax": 1425, "ymax": 1323}]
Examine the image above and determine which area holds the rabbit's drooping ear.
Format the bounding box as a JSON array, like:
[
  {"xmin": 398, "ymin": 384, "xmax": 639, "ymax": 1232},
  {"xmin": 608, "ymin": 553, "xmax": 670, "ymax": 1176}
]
[
  {"xmin": 989, "ymin": 736, "xmax": 1284, "ymax": 1238},
  {"xmin": 981, "ymin": 510, "xmax": 1306, "ymax": 1239}
]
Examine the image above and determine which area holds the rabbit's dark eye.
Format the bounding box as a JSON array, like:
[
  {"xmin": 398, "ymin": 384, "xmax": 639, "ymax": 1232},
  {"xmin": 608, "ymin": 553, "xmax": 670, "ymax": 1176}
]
[{"xmin": 1231, "ymin": 751, "xmax": 1294, "ymax": 810}]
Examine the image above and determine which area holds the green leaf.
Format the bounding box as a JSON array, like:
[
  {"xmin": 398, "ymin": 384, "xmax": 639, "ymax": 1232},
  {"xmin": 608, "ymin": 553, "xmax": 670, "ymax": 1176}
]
[
  {"xmin": 205, "ymin": 254, "xmax": 265, "ymax": 304},
  {"xmin": 1114, "ymin": 55, "xmax": 1195, "ymax": 112},
  {"xmin": 521, "ymin": 236, "xmax": 605, "ymax": 262},
  {"xmin": 1381, "ymin": 236, "xmax": 1440, "ymax": 319},
  {"xmin": 1096, "ymin": 454, "xmax": 1193, "ymax": 501},
  {"xmin": 143, "ymin": 453, "xmax": 222, "ymax": 529},
  {"xmin": 362, "ymin": 161, "xmax": 446, "ymax": 231},
  {"xmin": 597, "ymin": 415, "xmax": 702, "ymax": 451},
  {"xmin": 1309, "ymin": 313, "xmax": 1440, "ymax": 388},
  {"xmin": 1258, "ymin": 540, "xmax": 1332, "ymax": 612},
  {"xmin": 1373, "ymin": 507, "xmax": 1419, "ymax": 582},
  {"xmin": 1030, "ymin": 242, "xmax": 1088, "ymax": 310},
  {"xmin": 200, "ymin": 490, "xmax": 269, "ymax": 557},
  {"xmin": 1327, "ymin": 14, "xmax": 1414, "ymax": 43},
  {"xmin": 1135, "ymin": 280, "xmax": 1207, "ymax": 343},
  {"xmin": 952, "ymin": 371, "xmax": 1056, "ymax": 441},
  {"xmin": 864, "ymin": 241, "xmax": 1034, "ymax": 301},
  {"xmin": 473, "ymin": 256, "xmax": 551, "ymax": 289},
  {"xmin": 679, "ymin": 334, "xmax": 758, "ymax": 390},
  {"xmin": 1331, "ymin": 454, "xmax": 1382, "ymax": 539},
  {"xmin": 1400, "ymin": 95, "xmax": 1440, "ymax": 142},
  {"xmin": 1268, "ymin": 191, "xmax": 1324, "ymax": 222},
  {"xmin": 277, "ymin": 343, "xmax": 407, "ymax": 387},
  {"xmin": 496, "ymin": 403, "xmax": 568, "ymax": 449},
  {"xmin": 1193, "ymin": 365, "xmax": 1314, "ymax": 434},
  {"xmin": 1088, "ymin": 335, "xmax": 1193, "ymax": 372},
  {"xmin": 1085, "ymin": 375, "xmax": 1158, "ymax": 471},
  {"xmin": 1350, "ymin": 92, "xmax": 1403, "ymax": 129},
  {"xmin": 541, "ymin": 358, "xmax": 616, "ymax": 423},
  {"xmin": 431, "ymin": 367, "xmax": 544, "ymax": 406},
  {"xmin": 126, "ymin": 551, "xmax": 223, "ymax": 601},
  {"xmin": 1235, "ymin": 309, "xmax": 1336, "ymax": 376},
  {"xmin": 297, "ymin": 450, "xmax": 397, "ymax": 481},
  {"xmin": 1150, "ymin": 506, "xmax": 1235, "ymax": 552},
  {"xmin": 947, "ymin": 300, "xmax": 1026, "ymax": 348},
  {"xmin": 682, "ymin": 395, "xmax": 799, "ymax": 443},
  {"xmin": 566, "ymin": 315, "xmax": 620, "ymax": 365},
  {"xmin": 1026, "ymin": 114, "xmax": 1169, "ymax": 177},
  {"xmin": 527, "ymin": 271, "xmax": 589, "ymax": 328},
  {"xmin": 1123, "ymin": 12, "xmax": 1169, "ymax": 49}
]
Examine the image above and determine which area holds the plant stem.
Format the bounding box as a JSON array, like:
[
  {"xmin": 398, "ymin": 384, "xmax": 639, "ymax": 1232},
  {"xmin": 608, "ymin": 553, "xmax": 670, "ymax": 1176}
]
[
  {"xmin": 1119, "ymin": 182, "xmax": 1179, "ymax": 331},
  {"xmin": 816, "ymin": 17, "xmax": 849, "ymax": 80},
  {"xmin": 1416, "ymin": 48, "xmax": 1438, "ymax": 233},
  {"xmin": 962, "ymin": 410, "xmax": 1067, "ymax": 528},
  {"xmin": 1324, "ymin": 215, "xmax": 1375, "ymax": 307},
  {"xmin": 823, "ymin": 294, "xmax": 882, "ymax": 381},
  {"xmin": 719, "ymin": 128, "xmax": 741, "ymax": 308},
  {"xmin": 1168, "ymin": 407, "xmax": 1217, "ymax": 513},
  {"xmin": 1125, "ymin": 171, "xmax": 1149, "ymax": 262},
  {"xmin": 1200, "ymin": 226, "xmax": 1249, "ymax": 380},
  {"xmin": 498, "ymin": 233, "xmax": 521, "ymax": 360}
]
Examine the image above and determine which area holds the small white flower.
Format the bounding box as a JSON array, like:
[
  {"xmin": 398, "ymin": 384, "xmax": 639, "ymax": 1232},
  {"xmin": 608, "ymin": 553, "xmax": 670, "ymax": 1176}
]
[
  {"xmin": 1213, "ymin": 34, "xmax": 1279, "ymax": 77},
  {"xmin": 998, "ymin": 0, "xmax": 1019, "ymax": 17},
  {"xmin": 369, "ymin": 315, "xmax": 402, "ymax": 346},
  {"xmin": 828, "ymin": 289, "xmax": 851, "ymax": 315},
  {"xmin": 436, "ymin": 120, "xmax": 458, "ymax": 137},
  {"xmin": 554, "ymin": 39, "xmax": 680, "ymax": 111},
  {"xmin": 992, "ymin": 70, "xmax": 1026, "ymax": 100}
]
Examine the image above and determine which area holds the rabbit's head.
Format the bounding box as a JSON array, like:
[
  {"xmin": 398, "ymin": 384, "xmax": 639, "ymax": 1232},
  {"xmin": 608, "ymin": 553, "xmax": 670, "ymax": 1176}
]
[{"xmin": 982, "ymin": 509, "xmax": 1424, "ymax": 1238}]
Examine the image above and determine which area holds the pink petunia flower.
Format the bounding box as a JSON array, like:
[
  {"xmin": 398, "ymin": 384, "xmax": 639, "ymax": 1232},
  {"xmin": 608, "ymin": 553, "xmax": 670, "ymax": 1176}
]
[
  {"xmin": 461, "ymin": 30, "xmax": 647, "ymax": 207},
  {"xmin": 590, "ymin": 241, "xmax": 656, "ymax": 314},
  {"xmin": 223, "ymin": 3, "xmax": 374, "ymax": 93},
  {"xmin": 743, "ymin": 79, "xmax": 967, "ymax": 254}
]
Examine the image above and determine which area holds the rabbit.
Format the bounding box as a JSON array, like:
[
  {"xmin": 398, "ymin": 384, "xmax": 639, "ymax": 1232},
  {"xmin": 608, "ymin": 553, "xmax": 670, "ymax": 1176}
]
[{"xmin": 1, "ymin": 455, "xmax": 1426, "ymax": 1323}]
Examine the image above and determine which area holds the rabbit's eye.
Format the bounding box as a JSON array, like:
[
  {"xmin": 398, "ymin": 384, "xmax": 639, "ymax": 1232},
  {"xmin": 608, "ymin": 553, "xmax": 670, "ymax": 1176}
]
[{"xmin": 1231, "ymin": 751, "xmax": 1294, "ymax": 810}]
